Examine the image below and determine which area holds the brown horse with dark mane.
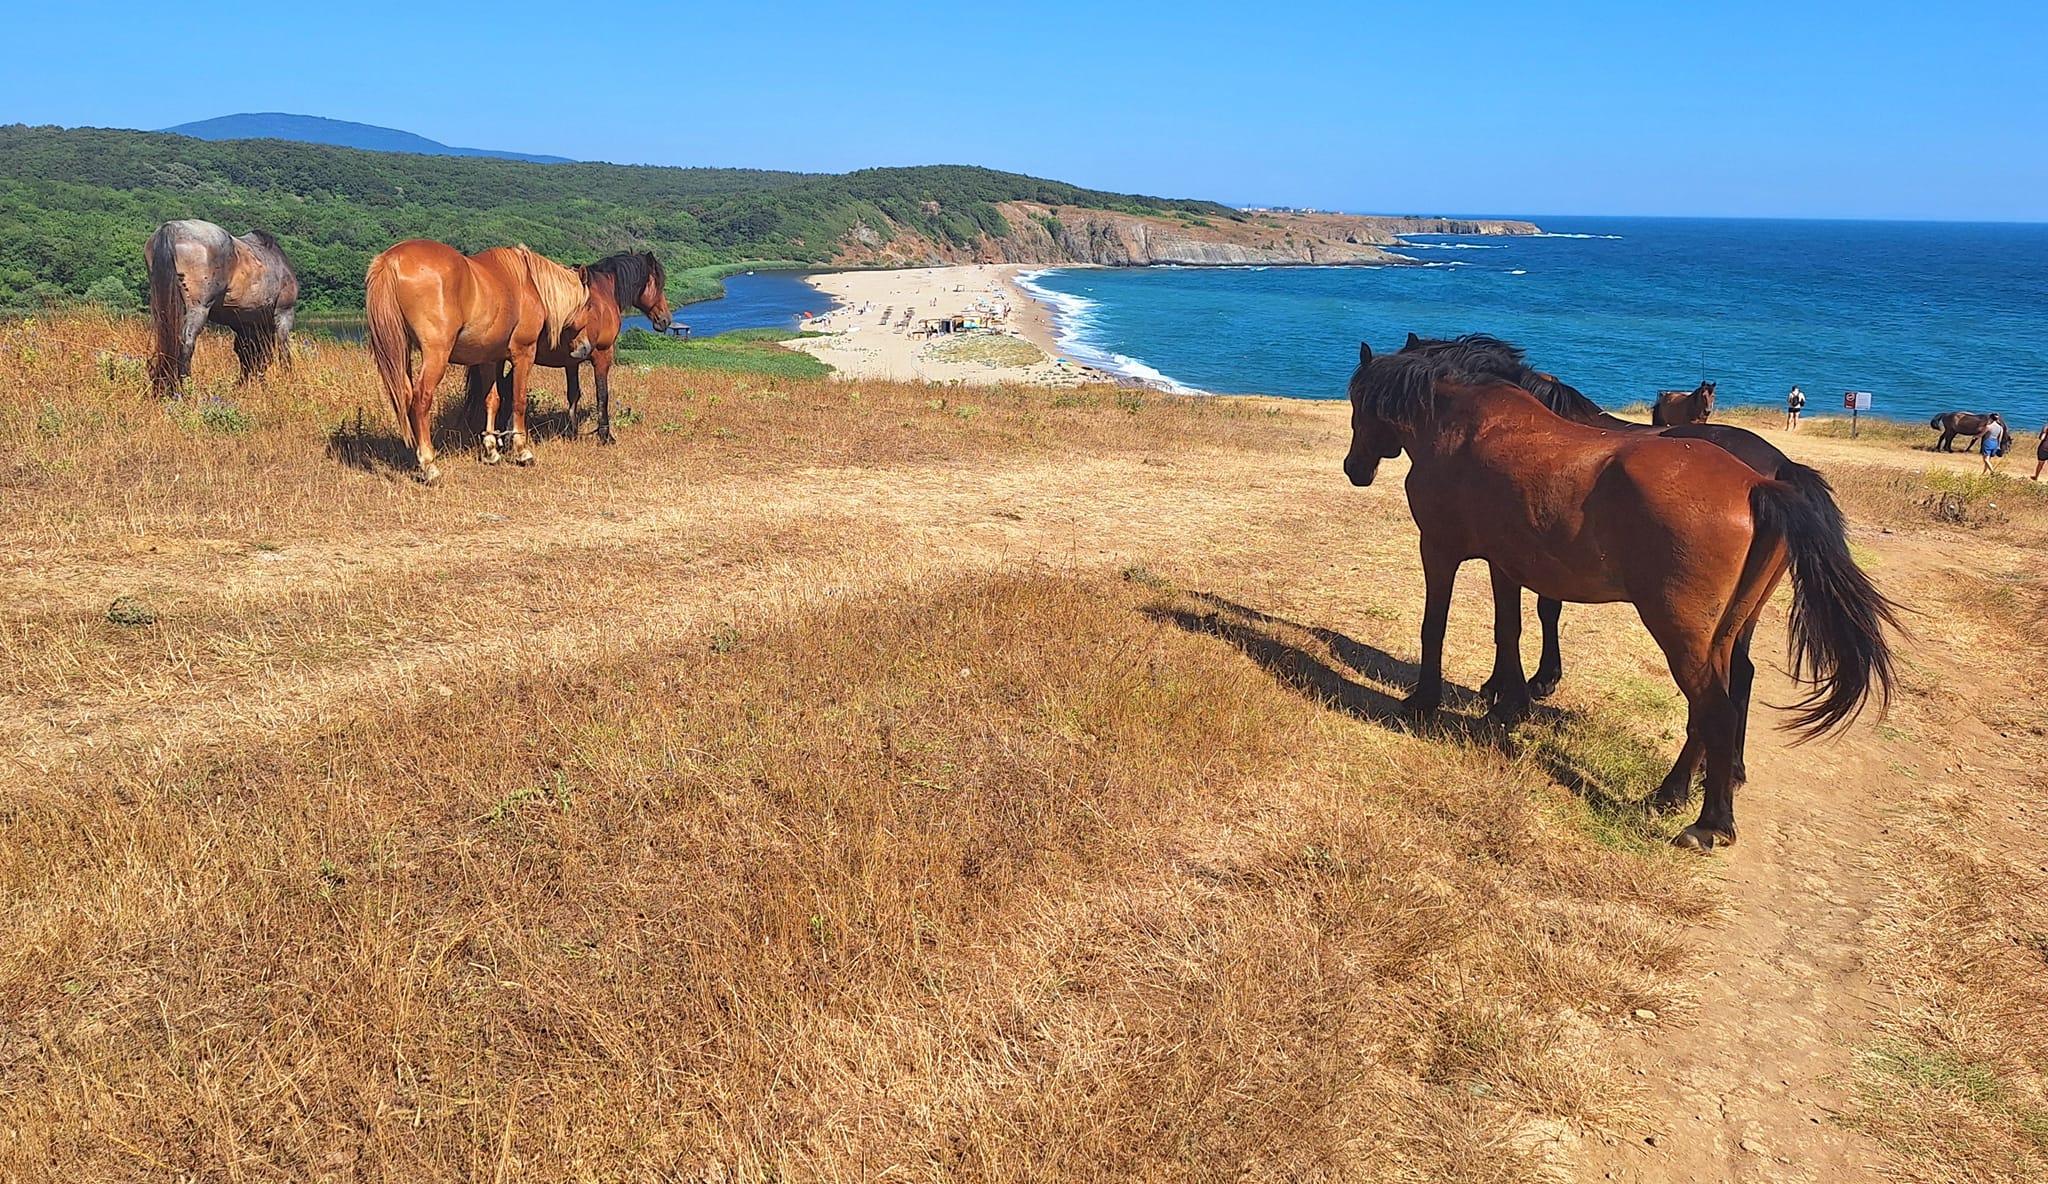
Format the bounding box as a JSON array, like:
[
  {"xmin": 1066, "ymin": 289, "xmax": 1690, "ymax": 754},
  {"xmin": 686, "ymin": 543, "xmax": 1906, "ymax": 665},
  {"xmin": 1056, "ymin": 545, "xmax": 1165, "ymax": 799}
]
[
  {"xmin": 1396, "ymin": 333, "xmax": 1847, "ymax": 784},
  {"xmin": 472, "ymin": 251, "xmax": 671, "ymax": 446},
  {"xmin": 1651, "ymin": 380, "xmax": 1715, "ymax": 425},
  {"xmin": 365, "ymin": 240, "xmax": 591, "ymax": 484},
  {"xmin": 145, "ymin": 219, "xmax": 299, "ymax": 397},
  {"xmin": 1345, "ymin": 335, "xmax": 1900, "ymax": 851},
  {"xmin": 1929, "ymin": 411, "xmax": 1993, "ymax": 452}
]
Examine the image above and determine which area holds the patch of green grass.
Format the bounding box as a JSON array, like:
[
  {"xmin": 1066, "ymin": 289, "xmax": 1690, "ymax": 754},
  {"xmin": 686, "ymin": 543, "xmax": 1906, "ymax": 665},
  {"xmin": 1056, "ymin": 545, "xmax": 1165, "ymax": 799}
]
[
  {"xmin": 617, "ymin": 328, "xmax": 833, "ymax": 379},
  {"xmin": 1522, "ymin": 713, "xmax": 1681, "ymax": 853}
]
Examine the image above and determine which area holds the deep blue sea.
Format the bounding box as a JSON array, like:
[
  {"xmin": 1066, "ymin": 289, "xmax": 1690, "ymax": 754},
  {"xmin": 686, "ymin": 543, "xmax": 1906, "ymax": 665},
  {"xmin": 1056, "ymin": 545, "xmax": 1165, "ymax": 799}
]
[
  {"xmin": 622, "ymin": 270, "xmax": 838, "ymax": 337},
  {"xmin": 1016, "ymin": 217, "xmax": 2048, "ymax": 427}
]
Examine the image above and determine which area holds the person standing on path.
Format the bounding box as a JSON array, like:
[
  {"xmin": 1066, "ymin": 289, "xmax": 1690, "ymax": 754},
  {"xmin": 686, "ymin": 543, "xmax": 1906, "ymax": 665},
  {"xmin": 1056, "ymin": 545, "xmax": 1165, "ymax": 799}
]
[
  {"xmin": 1785, "ymin": 385, "xmax": 1806, "ymax": 429},
  {"xmin": 2033, "ymin": 421, "xmax": 2047, "ymax": 480},
  {"xmin": 1979, "ymin": 413, "xmax": 2008, "ymax": 473}
]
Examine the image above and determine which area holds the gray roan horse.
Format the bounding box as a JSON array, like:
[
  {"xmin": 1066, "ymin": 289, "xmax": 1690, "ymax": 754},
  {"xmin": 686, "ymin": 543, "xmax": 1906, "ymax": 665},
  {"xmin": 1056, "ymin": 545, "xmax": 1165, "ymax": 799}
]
[{"xmin": 146, "ymin": 219, "xmax": 300, "ymax": 397}]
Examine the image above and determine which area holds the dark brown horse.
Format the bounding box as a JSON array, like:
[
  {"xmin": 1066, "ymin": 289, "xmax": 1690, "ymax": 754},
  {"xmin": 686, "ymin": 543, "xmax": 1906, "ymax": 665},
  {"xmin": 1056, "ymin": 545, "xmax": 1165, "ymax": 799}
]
[
  {"xmin": 1651, "ymin": 380, "xmax": 1715, "ymax": 425},
  {"xmin": 366, "ymin": 241, "xmax": 591, "ymax": 484},
  {"xmin": 474, "ymin": 251, "xmax": 671, "ymax": 446},
  {"xmin": 1345, "ymin": 335, "xmax": 1899, "ymax": 851},
  {"xmin": 1929, "ymin": 411, "xmax": 1993, "ymax": 452},
  {"xmin": 1395, "ymin": 333, "xmax": 1846, "ymax": 784},
  {"xmin": 145, "ymin": 219, "xmax": 299, "ymax": 397}
]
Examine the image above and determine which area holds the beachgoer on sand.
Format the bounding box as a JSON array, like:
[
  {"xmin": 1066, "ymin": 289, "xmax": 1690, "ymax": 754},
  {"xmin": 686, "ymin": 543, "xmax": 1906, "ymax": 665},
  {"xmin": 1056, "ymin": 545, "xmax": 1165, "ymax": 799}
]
[
  {"xmin": 1785, "ymin": 385, "xmax": 1806, "ymax": 430},
  {"xmin": 1980, "ymin": 413, "xmax": 2008, "ymax": 472},
  {"xmin": 2034, "ymin": 421, "xmax": 2047, "ymax": 480}
]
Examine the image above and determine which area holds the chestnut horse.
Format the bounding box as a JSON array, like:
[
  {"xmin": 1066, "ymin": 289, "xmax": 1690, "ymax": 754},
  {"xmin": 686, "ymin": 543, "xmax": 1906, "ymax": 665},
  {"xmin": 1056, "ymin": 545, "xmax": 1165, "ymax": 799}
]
[
  {"xmin": 1651, "ymin": 380, "xmax": 1715, "ymax": 425},
  {"xmin": 365, "ymin": 241, "xmax": 590, "ymax": 484},
  {"xmin": 1345, "ymin": 335, "xmax": 1899, "ymax": 851},
  {"xmin": 1396, "ymin": 333, "xmax": 1849, "ymax": 784},
  {"xmin": 473, "ymin": 251, "xmax": 671, "ymax": 445},
  {"xmin": 145, "ymin": 219, "xmax": 299, "ymax": 397}
]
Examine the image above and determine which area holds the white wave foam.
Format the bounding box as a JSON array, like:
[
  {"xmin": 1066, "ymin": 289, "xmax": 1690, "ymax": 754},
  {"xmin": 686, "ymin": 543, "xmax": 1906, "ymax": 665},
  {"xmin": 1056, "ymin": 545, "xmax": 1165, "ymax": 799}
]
[
  {"xmin": 1012, "ymin": 269, "xmax": 1206, "ymax": 394},
  {"xmin": 1397, "ymin": 242, "xmax": 1505, "ymax": 250},
  {"xmin": 1509, "ymin": 269, "xmax": 1528, "ymax": 275},
  {"xmin": 1529, "ymin": 232, "xmax": 1623, "ymax": 239}
]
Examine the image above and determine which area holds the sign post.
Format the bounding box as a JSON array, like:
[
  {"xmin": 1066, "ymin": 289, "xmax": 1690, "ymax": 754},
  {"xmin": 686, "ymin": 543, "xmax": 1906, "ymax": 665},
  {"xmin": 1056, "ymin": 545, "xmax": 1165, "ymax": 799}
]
[{"xmin": 1844, "ymin": 390, "xmax": 1873, "ymax": 438}]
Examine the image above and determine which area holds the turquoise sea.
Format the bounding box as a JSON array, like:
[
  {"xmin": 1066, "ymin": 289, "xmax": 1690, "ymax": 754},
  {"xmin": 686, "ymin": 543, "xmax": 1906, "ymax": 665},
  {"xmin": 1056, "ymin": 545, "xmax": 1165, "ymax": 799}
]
[{"xmin": 1016, "ymin": 217, "xmax": 2048, "ymax": 428}]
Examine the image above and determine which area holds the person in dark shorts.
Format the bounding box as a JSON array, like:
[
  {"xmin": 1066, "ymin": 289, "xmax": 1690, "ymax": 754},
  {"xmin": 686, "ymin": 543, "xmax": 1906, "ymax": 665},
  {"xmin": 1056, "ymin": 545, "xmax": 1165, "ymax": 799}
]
[
  {"xmin": 1785, "ymin": 385, "xmax": 1806, "ymax": 429},
  {"xmin": 2033, "ymin": 421, "xmax": 2047, "ymax": 480},
  {"xmin": 1979, "ymin": 413, "xmax": 2008, "ymax": 472}
]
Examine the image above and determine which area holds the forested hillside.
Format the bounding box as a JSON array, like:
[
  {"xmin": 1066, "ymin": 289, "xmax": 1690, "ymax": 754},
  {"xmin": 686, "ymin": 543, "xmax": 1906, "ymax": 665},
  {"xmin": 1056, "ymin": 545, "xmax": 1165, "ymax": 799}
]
[{"xmin": 0, "ymin": 125, "xmax": 1230, "ymax": 310}]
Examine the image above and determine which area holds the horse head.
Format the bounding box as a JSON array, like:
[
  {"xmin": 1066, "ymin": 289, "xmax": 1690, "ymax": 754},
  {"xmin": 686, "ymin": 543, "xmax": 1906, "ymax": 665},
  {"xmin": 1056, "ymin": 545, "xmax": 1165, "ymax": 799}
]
[
  {"xmin": 634, "ymin": 253, "xmax": 672, "ymax": 331},
  {"xmin": 1696, "ymin": 380, "xmax": 1716, "ymax": 419},
  {"xmin": 1344, "ymin": 341, "xmax": 1404, "ymax": 487}
]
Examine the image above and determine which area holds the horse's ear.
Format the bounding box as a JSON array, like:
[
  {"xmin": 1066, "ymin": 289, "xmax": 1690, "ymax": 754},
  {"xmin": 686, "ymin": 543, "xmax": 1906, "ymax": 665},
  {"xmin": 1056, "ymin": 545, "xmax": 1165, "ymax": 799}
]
[
  {"xmin": 1405, "ymin": 332, "xmax": 1421, "ymax": 349},
  {"xmin": 1359, "ymin": 342, "xmax": 1373, "ymax": 365}
]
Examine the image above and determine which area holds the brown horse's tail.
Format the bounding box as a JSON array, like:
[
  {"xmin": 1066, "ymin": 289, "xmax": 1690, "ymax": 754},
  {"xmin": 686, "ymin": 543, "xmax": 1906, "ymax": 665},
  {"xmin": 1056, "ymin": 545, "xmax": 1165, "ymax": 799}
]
[
  {"xmin": 364, "ymin": 253, "xmax": 417, "ymax": 449},
  {"xmin": 146, "ymin": 228, "xmax": 184, "ymax": 396},
  {"xmin": 1751, "ymin": 473, "xmax": 1903, "ymax": 740}
]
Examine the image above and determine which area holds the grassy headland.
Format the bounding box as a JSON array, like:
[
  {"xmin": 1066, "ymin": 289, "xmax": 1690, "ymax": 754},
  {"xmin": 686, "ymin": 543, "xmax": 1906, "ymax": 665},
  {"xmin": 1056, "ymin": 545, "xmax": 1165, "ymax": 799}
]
[{"xmin": 3, "ymin": 312, "xmax": 2044, "ymax": 1181}]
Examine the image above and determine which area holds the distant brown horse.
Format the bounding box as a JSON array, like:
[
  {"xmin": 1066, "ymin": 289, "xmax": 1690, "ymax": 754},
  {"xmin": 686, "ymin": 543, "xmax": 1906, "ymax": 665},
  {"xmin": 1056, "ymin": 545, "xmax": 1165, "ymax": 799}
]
[
  {"xmin": 473, "ymin": 251, "xmax": 671, "ymax": 446},
  {"xmin": 1345, "ymin": 336, "xmax": 1899, "ymax": 851},
  {"xmin": 145, "ymin": 219, "xmax": 299, "ymax": 397},
  {"xmin": 1650, "ymin": 380, "xmax": 1715, "ymax": 425},
  {"xmin": 365, "ymin": 241, "xmax": 591, "ymax": 484},
  {"xmin": 1929, "ymin": 411, "xmax": 1993, "ymax": 452}
]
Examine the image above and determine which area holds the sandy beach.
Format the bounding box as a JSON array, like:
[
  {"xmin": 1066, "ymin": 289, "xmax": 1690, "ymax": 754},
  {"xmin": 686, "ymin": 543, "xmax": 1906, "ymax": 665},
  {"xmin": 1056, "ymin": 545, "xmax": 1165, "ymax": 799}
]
[{"xmin": 783, "ymin": 264, "xmax": 1151, "ymax": 389}]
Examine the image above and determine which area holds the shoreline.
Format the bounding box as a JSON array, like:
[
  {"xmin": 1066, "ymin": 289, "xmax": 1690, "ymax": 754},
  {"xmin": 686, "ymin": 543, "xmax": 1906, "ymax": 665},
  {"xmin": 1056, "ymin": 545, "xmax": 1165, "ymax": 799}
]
[{"xmin": 785, "ymin": 264, "xmax": 1196, "ymax": 392}]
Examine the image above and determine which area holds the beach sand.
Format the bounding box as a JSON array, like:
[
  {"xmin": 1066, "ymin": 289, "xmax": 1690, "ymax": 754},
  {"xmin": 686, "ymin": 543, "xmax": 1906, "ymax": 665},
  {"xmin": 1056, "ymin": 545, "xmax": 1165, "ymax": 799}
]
[{"xmin": 784, "ymin": 265, "xmax": 1154, "ymax": 389}]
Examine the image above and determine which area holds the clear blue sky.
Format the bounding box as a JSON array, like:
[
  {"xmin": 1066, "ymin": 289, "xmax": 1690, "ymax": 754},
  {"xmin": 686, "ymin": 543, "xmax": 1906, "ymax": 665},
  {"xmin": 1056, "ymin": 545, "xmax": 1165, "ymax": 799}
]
[{"xmin": 7, "ymin": 0, "xmax": 2044, "ymax": 221}]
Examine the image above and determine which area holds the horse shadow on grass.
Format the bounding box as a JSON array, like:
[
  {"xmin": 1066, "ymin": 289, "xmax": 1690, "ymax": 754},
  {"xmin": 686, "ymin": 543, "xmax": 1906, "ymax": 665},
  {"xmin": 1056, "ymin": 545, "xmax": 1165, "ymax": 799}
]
[
  {"xmin": 1142, "ymin": 588, "xmax": 1681, "ymax": 829},
  {"xmin": 325, "ymin": 400, "xmax": 593, "ymax": 476}
]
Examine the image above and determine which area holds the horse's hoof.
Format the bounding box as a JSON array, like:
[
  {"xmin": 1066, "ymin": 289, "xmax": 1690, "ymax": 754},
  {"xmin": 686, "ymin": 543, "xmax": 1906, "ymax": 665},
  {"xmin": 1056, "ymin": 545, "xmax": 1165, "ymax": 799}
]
[
  {"xmin": 1529, "ymin": 672, "xmax": 1561, "ymax": 699},
  {"xmin": 1672, "ymin": 825, "xmax": 1735, "ymax": 853},
  {"xmin": 514, "ymin": 450, "xmax": 535, "ymax": 467},
  {"xmin": 1401, "ymin": 691, "xmax": 1441, "ymax": 717},
  {"xmin": 1648, "ymin": 784, "xmax": 1691, "ymax": 814},
  {"xmin": 481, "ymin": 451, "xmax": 502, "ymax": 465},
  {"xmin": 417, "ymin": 464, "xmax": 441, "ymax": 487},
  {"xmin": 597, "ymin": 431, "xmax": 617, "ymax": 446}
]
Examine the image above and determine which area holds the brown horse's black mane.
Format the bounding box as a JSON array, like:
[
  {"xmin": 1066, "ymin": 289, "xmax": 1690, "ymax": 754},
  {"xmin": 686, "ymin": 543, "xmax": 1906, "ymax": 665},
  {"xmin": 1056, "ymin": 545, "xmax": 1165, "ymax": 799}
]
[
  {"xmin": 586, "ymin": 252, "xmax": 665, "ymax": 311},
  {"xmin": 1354, "ymin": 333, "xmax": 1599, "ymax": 426}
]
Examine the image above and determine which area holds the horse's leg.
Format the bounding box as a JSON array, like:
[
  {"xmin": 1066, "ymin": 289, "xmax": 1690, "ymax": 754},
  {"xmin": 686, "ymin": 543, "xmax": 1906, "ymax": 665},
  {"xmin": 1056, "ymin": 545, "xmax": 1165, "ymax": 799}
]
[
  {"xmin": 175, "ymin": 302, "xmax": 210, "ymax": 396},
  {"xmin": 480, "ymin": 365, "xmax": 506, "ymax": 464},
  {"xmin": 1531, "ymin": 596, "xmax": 1564, "ymax": 698},
  {"xmin": 231, "ymin": 325, "xmax": 262, "ymax": 386},
  {"xmin": 411, "ymin": 345, "xmax": 450, "ymax": 485},
  {"xmin": 1730, "ymin": 621, "xmax": 1757, "ymax": 786},
  {"xmin": 564, "ymin": 362, "xmax": 584, "ymax": 438},
  {"xmin": 1480, "ymin": 565, "xmax": 1532, "ymax": 720},
  {"xmin": 507, "ymin": 356, "xmax": 537, "ymax": 466},
  {"xmin": 1646, "ymin": 622, "xmax": 1738, "ymax": 848},
  {"xmin": 593, "ymin": 348, "xmax": 616, "ymax": 445},
  {"xmin": 1405, "ymin": 546, "xmax": 1458, "ymax": 715},
  {"xmin": 273, "ymin": 308, "xmax": 295, "ymax": 374}
]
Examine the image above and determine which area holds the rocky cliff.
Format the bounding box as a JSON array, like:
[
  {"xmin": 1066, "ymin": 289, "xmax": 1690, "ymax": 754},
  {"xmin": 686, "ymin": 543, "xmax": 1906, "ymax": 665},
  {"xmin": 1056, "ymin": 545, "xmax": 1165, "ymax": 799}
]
[{"xmin": 831, "ymin": 203, "xmax": 1539, "ymax": 269}]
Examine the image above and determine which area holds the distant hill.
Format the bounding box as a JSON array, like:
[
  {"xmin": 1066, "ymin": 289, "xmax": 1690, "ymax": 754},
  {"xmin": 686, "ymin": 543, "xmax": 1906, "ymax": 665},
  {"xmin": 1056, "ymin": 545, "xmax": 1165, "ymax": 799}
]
[
  {"xmin": 160, "ymin": 113, "xmax": 572, "ymax": 164},
  {"xmin": 0, "ymin": 124, "xmax": 1232, "ymax": 309}
]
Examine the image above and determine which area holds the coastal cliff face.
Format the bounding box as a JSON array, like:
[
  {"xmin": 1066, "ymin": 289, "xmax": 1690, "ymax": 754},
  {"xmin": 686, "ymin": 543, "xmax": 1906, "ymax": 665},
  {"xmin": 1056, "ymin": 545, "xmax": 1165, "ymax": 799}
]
[{"xmin": 831, "ymin": 203, "xmax": 1539, "ymax": 269}]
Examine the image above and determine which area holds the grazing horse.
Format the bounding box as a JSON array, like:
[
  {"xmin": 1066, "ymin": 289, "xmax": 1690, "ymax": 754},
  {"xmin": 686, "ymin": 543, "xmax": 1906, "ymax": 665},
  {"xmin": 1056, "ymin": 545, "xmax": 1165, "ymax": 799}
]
[
  {"xmin": 365, "ymin": 240, "xmax": 591, "ymax": 484},
  {"xmin": 1396, "ymin": 333, "xmax": 1849, "ymax": 784},
  {"xmin": 1344, "ymin": 336, "xmax": 1899, "ymax": 851},
  {"xmin": 476, "ymin": 251, "xmax": 671, "ymax": 446},
  {"xmin": 145, "ymin": 219, "xmax": 299, "ymax": 397},
  {"xmin": 1651, "ymin": 380, "xmax": 1715, "ymax": 425},
  {"xmin": 1929, "ymin": 411, "xmax": 1993, "ymax": 452}
]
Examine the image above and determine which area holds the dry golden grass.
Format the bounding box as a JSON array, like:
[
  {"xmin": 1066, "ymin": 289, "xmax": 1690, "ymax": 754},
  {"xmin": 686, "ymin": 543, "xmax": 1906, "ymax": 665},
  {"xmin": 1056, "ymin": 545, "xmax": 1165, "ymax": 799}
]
[{"xmin": 2, "ymin": 311, "xmax": 2043, "ymax": 1182}]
